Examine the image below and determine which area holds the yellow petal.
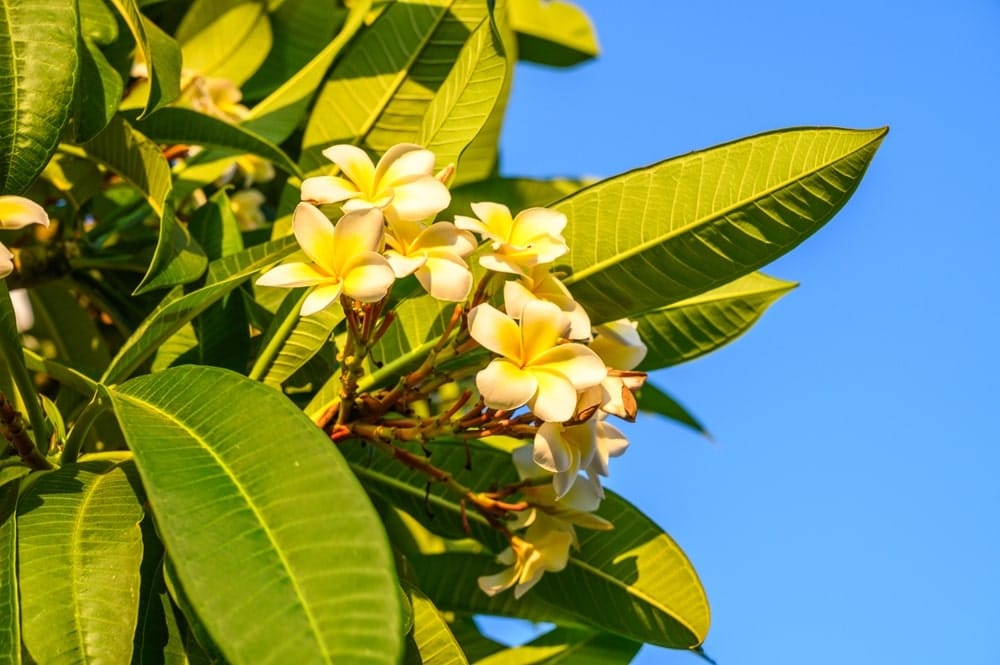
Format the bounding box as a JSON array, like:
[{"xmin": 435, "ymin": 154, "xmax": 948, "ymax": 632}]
[
  {"xmin": 519, "ymin": 300, "xmax": 568, "ymax": 364},
  {"xmin": 301, "ymin": 283, "xmax": 344, "ymax": 316},
  {"xmin": 415, "ymin": 253, "xmax": 472, "ymax": 302},
  {"xmin": 467, "ymin": 304, "xmax": 522, "ymax": 360},
  {"xmin": 300, "ymin": 175, "xmax": 359, "ymax": 205},
  {"xmin": 478, "ymin": 565, "xmax": 519, "ymax": 596},
  {"xmin": 374, "ymin": 143, "xmax": 428, "ymax": 184},
  {"xmin": 341, "ymin": 254, "xmax": 395, "ymax": 302},
  {"xmin": 321, "ymin": 144, "xmax": 375, "ymax": 194},
  {"xmin": 292, "ymin": 203, "xmax": 338, "ymax": 273},
  {"xmin": 591, "ymin": 319, "xmax": 647, "ymax": 369},
  {"xmin": 0, "ymin": 196, "xmax": 49, "ymax": 230},
  {"xmin": 390, "ymin": 177, "xmax": 451, "ymax": 221},
  {"xmin": 413, "ymin": 222, "xmax": 476, "ymax": 256},
  {"xmin": 527, "ymin": 368, "xmax": 578, "ymax": 422},
  {"xmin": 0, "ymin": 242, "xmax": 13, "ymax": 279},
  {"xmin": 256, "ymin": 262, "xmax": 330, "ymax": 288},
  {"xmin": 470, "ymin": 201, "xmax": 514, "ymax": 241},
  {"xmin": 532, "ymin": 344, "xmax": 606, "ymax": 391},
  {"xmin": 510, "ymin": 207, "xmax": 566, "ymax": 245},
  {"xmin": 330, "ymin": 208, "xmax": 385, "ymax": 276},
  {"xmin": 476, "ymin": 359, "xmax": 537, "ymax": 411}
]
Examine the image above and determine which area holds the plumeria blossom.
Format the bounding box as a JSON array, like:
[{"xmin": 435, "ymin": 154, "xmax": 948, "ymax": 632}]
[
  {"xmin": 0, "ymin": 196, "xmax": 50, "ymax": 279},
  {"xmin": 229, "ymin": 189, "xmax": 267, "ymax": 231},
  {"xmin": 455, "ymin": 202, "xmax": 568, "ymax": 276},
  {"xmin": 533, "ymin": 410, "xmax": 629, "ymax": 499},
  {"xmin": 503, "ymin": 268, "xmax": 591, "ymax": 340},
  {"xmin": 256, "ymin": 203, "xmax": 394, "ymax": 315},
  {"xmin": 467, "ymin": 300, "xmax": 606, "ymax": 422},
  {"xmin": 584, "ymin": 318, "xmax": 649, "ymax": 421},
  {"xmin": 477, "ymin": 523, "xmax": 572, "ymax": 598},
  {"xmin": 301, "ymin": 143, "xmax": 450, "ymax": 222},
  {"xmin": 383, "ymin": 216, "xmax": 476, "ymax": 301},
  {"xmin": 183, "ymin": 73, "xmax": 249, "ymax": 122}
]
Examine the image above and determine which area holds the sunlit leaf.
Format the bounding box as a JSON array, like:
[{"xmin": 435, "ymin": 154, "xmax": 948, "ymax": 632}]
[
  {"xmin": 636, "ymin": 272, "xmax": 797, "ymax": 370},
  {"xmin": 0, "ymin": 479, "xmax": 20, "ymax": 664},
  {"xmin": 108, "ymin": 366, "xmax": 402, "ymax": 665},
  {"xmin": 177, "ymin": 0, "xmax": 272, "ymax": 86},
  {"xmin": 108, "ymin": 0, "xmax": 181, "ymax": 117},
  {"xmin": 18, "ymin": 457, "xmax": 145, "ymax": 665},
  {"xmin": 27, "ymin": 282, "xmax": 111, "ymax": 380},
  {"xmin": 403, "ymin": 583, "xmax": 469, "ymax": 665},
  {"xmin": 0, "ymin": 0, "xmax": 79, "ymax": 192},
  {"xmin": 558, "ymin": 126, "xmax": 887, "ymax": 323},
  {"xmin": 508, "ymin": 0, "xmax": 599, "ymax": 67},
  {"xmin": 634, "ymin": 382, "xmax": 707, "ymax": 436},
  {"xmin": 475, "ymin": 627, "xmax": 640, "ymax": 665}
]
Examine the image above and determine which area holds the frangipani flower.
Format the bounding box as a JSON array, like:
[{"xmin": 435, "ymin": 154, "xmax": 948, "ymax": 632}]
[
  {"xmin": 230, "ymin": 189, "xmax": 267, "ymax": 231},
  {"xmin": 533, "ymin": 413, "xmax": 629, "ymax": 499},
  {"xmin": 1, "ymin": 196, "xmax": 50, "ymax": 279},
  {"xmin": 455, "ymin": 202, "xmax": 568, "ymax": 276},
  {"xmin": 301, "ymin": 143, "xmax": 450, "ymax": 222},
  {"xmin": 477, "ymin": 524, "xmax": 572, "ymax": 598},
  {"xmin": 383, "ymin": 217, "xmax": 476, "ymax": 301},
  {"xmin": 256, "ymin": 203, "xmax": 394, "ymax": 315},
  {"xmin": 183, "ymin": 73, "xmax": 249, "ymax": 122},
  {"xmin": 511, "ymin": 445, "xmax": 612, "ymax": 535},
  {"xmin": 468, "ymin": 300, "xmax": 606, "ymax": 422},
  {"xmin": 586, "ymin": 319, "xmax": 649, "ymax": 421},
  {"xmin": 503, "ymin": 268, "xmax": 591, "ymax": 340}
]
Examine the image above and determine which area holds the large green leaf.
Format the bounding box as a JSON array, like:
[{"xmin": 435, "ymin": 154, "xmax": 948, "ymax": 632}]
[
  {"xmin": 418, "ymin": 6, "xmax": 508, "ymax": 170},
  {"xmin": 475, "ymin": 628, "xmax": 640, "ymax": 665},
  {"xmin": 107, "ymin": 366, "xmax": 402, "ymax": 665},
  {"xmin": 300, "ymin": 0, "xmax": 498, "ymax": 173},
  {"xmin": 256, "ymin": 289, "xmax": 344, "ymax": 388},
  {"xmin": 73, "ymin": 0, "xmax": 125, "ymax": 143},
  {"xmin": 0, "ymin": 479, "xmax": 20, "ymax": 664},
  {"xmin": 404, "ymin": 583, "xmax": 469, "ymax": 665},
  {"xmin": 507, "ymin": 0, "xmax": 599, "ymax": 67},
  {"xmin": 177, "ymin": 0, "xmax": 272, "ymax": 86},
  {"xmin": 27, "ymin": 282, "xmax": 111, "ymax": 380},
  {"xmin": 18, "ymin": 457, "xmax": 145, "ymax": 665},
  {"xmin": 558, "ymin": 126, "xmax": 887, "ymax": 324},
  {"xmin": 0, "ymin": 0, "xmax": 79, "ymax": 192},
  {"xmin": 344, "ymin": 440, "xmax": 710, "ymax": 647},
  {"xmin": 83, "ymin": 115, "xmax": 207, "ymax": 294},
  {"xmin": 636, "ymin": 271, "xmax": 796, "ymax": 371},
  {"xmin": 108, "ymin": 0, "xmax": 181, "ymax": 117},
  {"xmin": 634, "ymin": 382, "xmax": 707, "ymax": 436}
]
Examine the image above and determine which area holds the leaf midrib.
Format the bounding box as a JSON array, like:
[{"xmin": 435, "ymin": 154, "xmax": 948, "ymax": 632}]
[
  {"xmin": 562, "ymin": 128, "xmax": 885, "ymax": 286},
  {"xmin": 0, "ymin": 0, "xmax": 20, "ymax": 189},
  {"xmin": 115, "ymin": 390, "xmax": 329, "ymax": 658}
]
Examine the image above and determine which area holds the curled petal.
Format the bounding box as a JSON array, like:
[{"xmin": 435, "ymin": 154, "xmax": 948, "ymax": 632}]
[
  {"xmin": 591, "ymin": 319, "xmax": 647, "ymax": 370},
  {"xmin": 593, "ymin": 419, "xmax": 629, "ymax": 476},
  {"xmin": 511, "ymin": 207, "xmax": 567, "ymax": 242},
  {"xmin": 478, "ymin": 252, "xmax": 529, "ymax": 276},
  {"xmin": 467, "ymin": 304, "xmax": 522, "ymax": 359},
  {"xmin": 519, "ymin": 300, "xmax": 569, "ymax": 363},
  {"xmin": 469, "ymin": 201, "xmax": 514, "ymax": 240},
  {"xmin": 256, "ymin": 262, "xmax": 330, "ymax": 288},
  {"xmin": 527, "ymin": 369, "xmax": 578, "ymax": 423},
  {"xmin": 300, "ymin": 175, "xmax": 358, "ymax": 205},
  {"xmin": 476, "ymin": 359, "xmax": 537, "ymax": 412},
  {"xmin": 533, "ymin": 422, "xmax": 572, "ymax": 473},
  {"xmin": 415, "ymin": 222, "xmax": 476, "ymax": 257},
  {"xmin": 477, "ymin": 565, "xmax": 519, "ymax": 597},
  {"xmin": 384, "ymin": 251, "xmax": 426, "ymax": 278},
  {"xmin": 0, "ymin": 196, "xmax": 49, "ymax": 230},
  {"xmin": 503, "ymin": 279, "xmax": 534, "ymax": 320},
  {"xmin": 375, "ymin": 144, "xmax": 429, "ymax": 183},
  {"xmin": 292, "ymin": 203, "xmax": 338, "ymax": 273},
  {"xmin": 300, "ymin": 283, "xmax": 344, "ymax": 316},
  {"xmin": 390, "ymin": 178, "xmax": 451, "ymax": 222},
  {"xmin": 330, "ymin": 208, "xmax": 385, "ymax": 275},
  {"xmin": 512, "ymin": 444, "xmax": 544, "ymax": 480},
  {"xmin": 454, "ymin": 214, "xmax": 491, "ymax": 240},
  {"xmin": 321, "ymin": 144, "xmax": 375, "ymax": 194},
  {"xmin": 415, "ymin": 253, "xmax": 472, "ymax": 302},
  {"xmin": 532, "ymin": 344, "xmax": 607, "ymax": 391},
  {"xmin": 341, "ymin": 254, "xmax": 395, "ymax": 302},
  {"xmin": 551, "ymin": 467, "xmax": 580, "ymax": 501},
  {"xmin": 0, "ymin": 243, "xmax": 13, "ymax": 279}
]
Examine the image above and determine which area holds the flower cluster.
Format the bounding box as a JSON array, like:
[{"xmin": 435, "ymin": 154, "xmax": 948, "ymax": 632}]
[
  {"xmin": 259, "ymin": 143, "xmax": 649, "ymax": 597},
  {"xmin": 0, "ymin": 196, "xmax": 49, "ymax": 280}
]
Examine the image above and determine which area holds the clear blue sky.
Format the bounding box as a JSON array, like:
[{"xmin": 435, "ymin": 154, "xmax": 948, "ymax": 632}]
[{"xmin": 488, "ymin": 1, "xmax": 1000, "ymax": 663}]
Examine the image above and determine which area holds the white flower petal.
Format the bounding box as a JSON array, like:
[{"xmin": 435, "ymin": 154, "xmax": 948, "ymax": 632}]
[
  {"xmin": 551, "ymin": 469, "xmax": 579, "ymax": 500},
  {"xmin": 321, "ymin": 144, "xmax": 375, "ymax": 193},
  {"xmin": 532, "ymin": 344, "xmax": 607, "ymax": 391},
  {"xmin": 511, "ymin": 207, "xmax": 567, "ymax": 243},
  {"xmin": 384, "ymin": 250, "xmax": 426, "ymax": 278},
  {"xmin": 300, "ymin": 175, "xmax": 358, "ymax": 205},
  {"xmin": 0, "ymin": 196, "xmax": 49, "ymax": 230},
  {"xmin": 390, "ymin": 177, "xmax": 451, "ymax": 221},
  {"xmin": 467, "ymin": 304, "xmax": 522, "ymax": 359},
  {"xmin": 476, "ymin": 359, "xmax": 537, "ymax": 411},
  {"xmin": 300, "ymin": 283, "xmax": 344, "ymax": 316},
  {"xmin": 478, "ymin": 252, "xmax": 528, "ymax": 276},
  {"xmin": 379, "ymin": 145, "xmax": 435, "ymax": 184},
  {"xmin": 415, "ymin": 253, "xmax": 472, "ymax": 301},
  {"xmin": 341, "ymin": 254, "xmax": 395, "ymax": 302},
  {"xmin": 533, "ymin": 422, "xmax": 572, "ymax": 473},
  {"xmin": 478, "ymin": 566, "xmax": 518, "ymax": 597},
  {"xmin": 502, "ymin": 279, "xmax": 535, "ymax": 319},
  {"xmin": 0, "ymin": 243, "xmax": 13, "ymax": 279},
  {"xmin": 256, "ymin": 262, "xmax": 329, "ymax": 288},
  {"xmin": 415, "ymin": 222, "xmax": 476, "ymax": 257},
  {"xmin": 528, "ymin": 369, "xmax": 578, "ymax": 422},
  {"xmin": 470, "ymin": 201, "xmax": 513, "ymax": 240},
  {"xmin": 591, "ymin": 319, "xmax": 647, "ymax": 369},
  {"xmin": 512, "ymin": 444, "xmax": 545, "ymax": 480}
]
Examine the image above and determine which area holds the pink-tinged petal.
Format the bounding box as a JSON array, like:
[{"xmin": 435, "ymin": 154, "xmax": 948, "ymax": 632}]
[
  {"xmin": 415, "ymin": 254, "xmax": 472, "ymax": 301},
  {"xmin": 291, "ymin": 203, "xmax": 338, "ymax": 272},
  {"xmin": 300, "ymin": 283, "xmax": 344, "ymax": 316},
  {"xmin": 503, "ymin": 279, "xmax": 535, "ymax": 319},
  {"xmin": 470, "ymin": 201, "xmax": 514, "ymax": 240},
  {"xmin": 378, "ymin": 145, "xmax": 435, "ymax": 184},
  {"xmin": 478, "ymin": 252, "xmax": 528, "ymax": 276},
  {"xmin": 255, "ymin": 262, "xmax": 330, "ymax": 288},
  {"xmin": 389, "ymin": 177, "xmax": 451, "ymax": 222},
  {"xmin": 519, "ymin": 300, "xmax": 568, "ymax": 363},
  {"xmin": 527, "ymin": 369, "xmax": 578, "ymax": 422},
  {"xmin": 511, "ymin": 207, "xmax": 567, "ymax": 244},
  {"xmin": 321, "ymin": 144, "xmax": 375, "ymax": 193},
  {"xmin": 384, "ymin": 250, "xmax": 426, "ymax": 278},
  {"xmin": 414, "ymin": 222, "xmax": 476, "ymax": 256},
  {"xmin": 300, "ymin": 175, "xmax": 359, "ymax": 205},
  {"xmin": 341, "ymin": 254, "xmax": 395, "ymax": 302},
  {"xmin": 532, "ymin": 344, "xmax": 606, "ymax": 390},
  {"xmin": 0, "ymin": 196, "xmax": 49, "ymax": 230},
  {"xmin": 330, "ymin": 208, "xmax": 385, "ymax": 275},
  {"xmin": 0, "ymin": 243, "xmax": 13, "ymax": 278},
  {"xmin": 467, "ymin": 304, "xmax": 522, "ymax": 359},
  {"xmin": 476, "ymin": 359, "xmax": 537, "ymax": 411},
  {"xmin": 478, "ymin": 565, "xmax": 518, "ymax": 596},
  {"xmin": 533, "ymin": 422, "xmax": 572, "ymax": 473}
]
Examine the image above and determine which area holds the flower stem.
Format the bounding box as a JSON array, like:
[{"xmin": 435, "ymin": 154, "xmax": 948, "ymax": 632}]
[
  {"xmin": 0, "ymin": 391, "xmax": 52, "ymax": 470},
  {"xmin": 0, "ymin": 281, "xmax": 50, "ymax": 456}
]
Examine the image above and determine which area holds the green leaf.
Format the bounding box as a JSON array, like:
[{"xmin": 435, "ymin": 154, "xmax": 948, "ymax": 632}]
[
  {"xmin": 558, "ymin": 126, "xmax": 888, "ymax": 324},
  {"xmin": 177, "ymin": 0, "xmax": 272, "ymax": 86},
  {"xmin": 346, "ymin": 439, "xmax": 709, "ymax": 648},
  {"xmin": 507, "ymin": 0, "xmax": 599, "ymax": 67},
  {"xmin": 18, "ymin": 457, "xmax": 145, "ymax": 665},
  {"xmin": 418, "ymin": 7, "xmax": 508, "ymax": 171},
  {"xmin": 0, "ymin": 0, "xmax": 79, "ymax": 192},
  {"xmin": 74, "ymin": 33, "xmax": 124, "ymax": 142},
  {"xmin": 0, "ymin": 479, "xmax": 20, "ymax": 665},
  {"xmin": 300, "ymin": 0, "xmax": 498, "ymax": 172},
  {"xmin": 634, "ymin": 382, "xmax": 707, "ymax": 436},
  {"xmin": 83, "ymin": 115, "xmax": 207, "ymax": 294},
  {"xmin": 130, "ymin": 108, "xmax": 303, "ymax": 177},
  {"xmin": 107, "ymin": 366, "xmax": 402, "ymax": 665},
  {"xmin": 108, "ymin": 0, "xmax": 182, "ymax": 117},
  {"xmin": 256, "ymin": 289, "xmax": 344, "ymax": 388},
  {"xmin": 27, "ymin": 282, "xmax": 111, "ymax": 379},
  {"xmin": 447, "ymin": 618, "xmax": 504, "ymax": 662},
  {"xmin": 475, "ymin": 628, "xmax": 640, "ymax": 665},
  {"xmin": 404, "ymin": 583, "xmax": 469, "ymax": 665},
  {"xmin": 636, "ymin": 272, "xmax": 797, "ymax": 371}
]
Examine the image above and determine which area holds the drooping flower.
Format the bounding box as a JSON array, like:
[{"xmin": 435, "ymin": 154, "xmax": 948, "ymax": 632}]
[
  {"xmin": 511, "ymin": 444, "xmax": 613, "ymax": 534},
  {"xmin": 467, "ymin": 300, "xmax": 606, "ymax": 422},
  {"xmin": 533, "ymin": 412, "xmax": 629, "ymax": 499},
  {"xmin": 589, "ymin": 319, "xmax": 647, "ymax": 370},
  {"xmin": 301, "ymin": 143, "xmax": 450, "ymax": 222},
  {"xmin": 503, "ymin": 268, "xmax": 591, "ymax": 340},
  {"xmin": 0, "ymin": 196, "xmax": 50, "ymax": 279},
  {"xmin": 477, "ymin": 524, "xmax": 572, "ymax": 598},
  {"xmin": 455, "ymin": 202, "xmax": 568, "ymax": 276},
  {"xmin": 229, "ymin": 189, "xmax": 267, "ymax": 231},
  {"xmin": 383, "ymin": 216, "xmax": 476, "ymax": 301},
  {"xmin": 256, "ymin": 203, "xmax": 394, "ymax": 315}
]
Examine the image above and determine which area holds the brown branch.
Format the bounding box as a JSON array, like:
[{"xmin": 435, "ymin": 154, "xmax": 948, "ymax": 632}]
[{"xmin": 0, "ymin": 392, "xmax": 52, "ymax": 470}]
